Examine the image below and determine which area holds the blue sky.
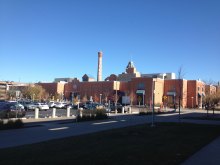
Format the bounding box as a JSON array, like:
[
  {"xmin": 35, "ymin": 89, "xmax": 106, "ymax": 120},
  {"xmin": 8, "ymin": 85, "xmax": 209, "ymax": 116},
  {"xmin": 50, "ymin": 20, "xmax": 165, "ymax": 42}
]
[{"xmin": 0, "ymin": 0, "xmax": 219, "ymax": 83}]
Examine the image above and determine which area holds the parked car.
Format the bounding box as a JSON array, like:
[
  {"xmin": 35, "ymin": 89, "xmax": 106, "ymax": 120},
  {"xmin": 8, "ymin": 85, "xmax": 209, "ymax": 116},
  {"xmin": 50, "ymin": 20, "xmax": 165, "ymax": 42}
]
[
  {"xmin": 110, "ymin": 103, "xmax": 123, "ymax": 113},
  {"xmin": 27, "ymin": 102, "xmax": 49, "ymax": 111},
  {"xmin": 7, "ymin": 101, "xmax": 24, "ymax": 110},
  {"xmin": 54, "ymin": 102, "xmax": 66, "ymax": 109},
  {"xmin": 0, "ymin": 102, "xmax": 26, "ymax": 118},
  {"xmin": 18, "ymin": 100, "xmax": 32, "ymax": 111},
  {"xmin": 48, "ymin": 101, "xmax": 56, "ymax": 108},
  {"xmin": 64, "ymin": 103, "xmax": 74, "ymax": 109}
]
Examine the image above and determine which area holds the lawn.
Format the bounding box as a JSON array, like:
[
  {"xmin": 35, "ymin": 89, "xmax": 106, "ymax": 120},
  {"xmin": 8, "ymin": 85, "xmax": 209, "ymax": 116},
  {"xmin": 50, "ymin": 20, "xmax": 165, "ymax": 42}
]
[
  {"xmin": 0, "ymin": 123, "xmax": 220, "ymax": 165},
  {"xmin": 182, "ymin": 114, "xmax": 220, "ymax": 121}
]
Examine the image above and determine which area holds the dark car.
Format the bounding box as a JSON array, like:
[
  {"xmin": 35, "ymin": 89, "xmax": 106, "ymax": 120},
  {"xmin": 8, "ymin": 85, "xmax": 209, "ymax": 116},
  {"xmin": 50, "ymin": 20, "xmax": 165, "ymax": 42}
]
[
  {"xmin": 0, "ymin": 102, "xmax": 26, "ymax": 119},
  {"xmin": 110, "ymin": 103, "xmax": 123, "ymax": 113}
]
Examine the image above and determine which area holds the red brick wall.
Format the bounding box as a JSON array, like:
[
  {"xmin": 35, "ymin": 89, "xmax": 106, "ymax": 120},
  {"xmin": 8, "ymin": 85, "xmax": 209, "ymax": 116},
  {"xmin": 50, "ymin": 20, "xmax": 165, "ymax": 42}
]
[
  {"xmin": 164, "ymin": 79, "xmax": 187, "ymax": 108},
  {"xmin": 38, "ymin": 83, "xmax": 58, "ymax": 95},
  {"xmin": 64, "ymin": 80, "xmax": 115, "ymax": 103},
  {"xmin": 128, "ymin": 77, "xmax": 155, "ymax": 105}
]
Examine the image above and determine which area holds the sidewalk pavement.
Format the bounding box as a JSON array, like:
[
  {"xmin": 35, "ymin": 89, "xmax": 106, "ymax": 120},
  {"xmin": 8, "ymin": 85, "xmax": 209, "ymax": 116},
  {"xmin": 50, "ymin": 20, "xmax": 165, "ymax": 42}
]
[{"xmin": 182, "ymin": 135, "xmax": 220, "ymax": 165}]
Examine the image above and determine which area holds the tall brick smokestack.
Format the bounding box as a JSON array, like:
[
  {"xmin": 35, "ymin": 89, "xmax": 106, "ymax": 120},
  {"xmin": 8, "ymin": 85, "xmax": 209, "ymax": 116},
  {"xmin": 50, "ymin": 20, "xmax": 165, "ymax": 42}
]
[{"xmin": 97, "ymin": 51, "xmax": 103, "ymax": 81}]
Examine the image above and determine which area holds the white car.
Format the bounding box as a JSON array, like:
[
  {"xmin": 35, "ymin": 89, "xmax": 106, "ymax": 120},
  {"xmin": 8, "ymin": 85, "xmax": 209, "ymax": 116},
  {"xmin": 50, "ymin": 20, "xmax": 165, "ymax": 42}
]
[
  {"xmin": 48, "ymin": 101, "xmax": 56, "ymax": 108},
  {"xmin": 54, "ymin": 102, "xmax": 66, "ymax": 109},
  {"xmin": 27, "ymin": 103, "xmax": 49, "ymax": 111}
]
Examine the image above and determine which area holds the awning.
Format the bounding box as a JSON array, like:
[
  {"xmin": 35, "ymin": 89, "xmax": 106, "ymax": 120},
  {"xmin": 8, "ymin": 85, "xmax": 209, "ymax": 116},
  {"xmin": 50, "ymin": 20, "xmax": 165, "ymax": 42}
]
[
  {"xmin": 136, "ymin": 90, "xmax": 145, "ymax": 94},
  {"xmin": 167, "ymin": 92, "xmax": 176, "ymax": 96}
]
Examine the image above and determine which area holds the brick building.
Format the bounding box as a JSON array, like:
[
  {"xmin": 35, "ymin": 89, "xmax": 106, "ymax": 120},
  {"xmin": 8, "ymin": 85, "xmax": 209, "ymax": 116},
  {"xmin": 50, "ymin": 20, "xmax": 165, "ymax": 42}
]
[
  {"xmin": 35, "ymin": 53, "xmax": 218, "ymax": 109},
  {"xmin": 64, "ymin": 78, "xmax": 118, "ymax": 103},
  {"xmin": 187, "ymin": 80, "xmax": 206, "ymax": 108},
  {"xmin": 38, "ymin": 82, "xmax": 66, "ymax": 100},
  {"xmin": 164, "ymin": 79, "xmax": 188, "ymax": 108},
  {"xmin": 0, "ymin": 81, "xmax": 10, "ymax": 100},
  {"xmin": 205, "ymin": 85, "xmax": 217, "ymax": 95}
]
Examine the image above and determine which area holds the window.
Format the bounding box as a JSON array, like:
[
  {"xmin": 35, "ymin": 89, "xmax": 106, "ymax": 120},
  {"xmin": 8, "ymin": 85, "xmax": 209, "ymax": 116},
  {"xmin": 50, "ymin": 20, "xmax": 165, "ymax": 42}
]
[
  {"xmin": 198, "ymin": 87, "xmax": 200, "ymax": 91},
  {"xmin": 137, "ymin": 83, "xmax": 145, "ymax": 89}
]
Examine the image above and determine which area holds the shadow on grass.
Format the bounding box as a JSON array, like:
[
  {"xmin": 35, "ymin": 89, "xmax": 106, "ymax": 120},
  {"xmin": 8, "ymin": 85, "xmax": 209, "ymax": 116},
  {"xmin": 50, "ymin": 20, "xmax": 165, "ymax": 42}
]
[{"xmin": 0, "ymin": 123, "xmax": 220, "ymax": 165}]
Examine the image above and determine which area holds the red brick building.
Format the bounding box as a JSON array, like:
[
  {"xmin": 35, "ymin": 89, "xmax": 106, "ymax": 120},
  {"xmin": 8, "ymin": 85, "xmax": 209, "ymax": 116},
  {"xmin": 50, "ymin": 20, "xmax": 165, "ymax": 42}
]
[
  {"xmin": 164, "ymin": 79, "xmax": 187, "ymax": 108},
  {"xmin": 38, "ymin": 82, "xmax": 65, "ymax": 100},
  {"xmin": 37, "ymin": 55, "xmax": 215, "ymax": 109},
  {"xmin": 205, "ymin": 85, "xmax": 217, "ymax": 95},
  {"xmin": 187, "ymin": 80, "xmax": 206, "ymax": 108}
]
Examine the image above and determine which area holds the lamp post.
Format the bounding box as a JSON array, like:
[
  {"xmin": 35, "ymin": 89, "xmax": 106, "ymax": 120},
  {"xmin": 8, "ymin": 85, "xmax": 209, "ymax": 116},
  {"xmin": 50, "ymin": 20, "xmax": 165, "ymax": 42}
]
[
  {"xmin": 151, "ymin": 80, "xmax": 155, "ymax": 127},
  {"xmin": 174, "ymin": 93, "xmax": 176, "ymax": 111},
  {"xmin": 191, "ymin": 97, "xmax": 194, "ymax": 108},
  {"xmin": 115, "ymin": 81, "xmax": 118, "ymax": 113},
  {"xmin": 100, "ymin": 94, "xmax": 102, "ymax": 104}
]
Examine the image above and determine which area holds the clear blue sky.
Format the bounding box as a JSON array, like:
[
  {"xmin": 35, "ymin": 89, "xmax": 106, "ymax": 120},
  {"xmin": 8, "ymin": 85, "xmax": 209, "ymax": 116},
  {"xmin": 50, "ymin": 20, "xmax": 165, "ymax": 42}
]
[{"xmin": 0, "ymin": 0, "xmax": 220, "ymax": 83}]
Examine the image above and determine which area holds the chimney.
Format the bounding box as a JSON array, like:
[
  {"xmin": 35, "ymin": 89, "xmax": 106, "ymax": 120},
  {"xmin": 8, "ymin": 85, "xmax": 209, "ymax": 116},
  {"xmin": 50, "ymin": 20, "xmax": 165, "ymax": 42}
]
[{"xmin": 97, "ymin": 51, "xmax": 103, "ymax": 81}]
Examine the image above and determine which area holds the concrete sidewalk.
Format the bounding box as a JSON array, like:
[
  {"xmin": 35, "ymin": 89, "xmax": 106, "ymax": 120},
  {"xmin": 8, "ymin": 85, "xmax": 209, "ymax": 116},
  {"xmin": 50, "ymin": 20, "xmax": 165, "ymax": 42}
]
[{"xmin": 182, "ymin": 135, "xmax": 220, "ymax": 165}]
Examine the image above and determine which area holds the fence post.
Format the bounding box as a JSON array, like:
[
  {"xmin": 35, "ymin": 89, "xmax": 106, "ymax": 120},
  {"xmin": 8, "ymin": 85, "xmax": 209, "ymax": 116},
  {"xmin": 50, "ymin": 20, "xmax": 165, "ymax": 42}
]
[
  {"xmin": 122, "ymin": 107, "xmax": 125, "ymax": 114},
  {"xmin": 129, "ymin": 106, "xmax": 132, "ymax": 114},
  {"xmin": 52, "ymin": 108, "xmax": 56, "ymax": 118},
  {"xmin": 35, "ymin": 108, "xmax": 39, "ymax": 119},
  {"xmin": 67, "ymin": 107, "xmax": 70, "ymax": 117}
]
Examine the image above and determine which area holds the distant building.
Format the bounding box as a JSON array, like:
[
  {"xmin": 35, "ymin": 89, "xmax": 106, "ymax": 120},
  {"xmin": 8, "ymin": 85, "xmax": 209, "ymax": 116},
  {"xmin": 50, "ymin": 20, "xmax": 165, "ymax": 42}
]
[
  {"xmin": 105, "ymin": 74, "xmax": 117, "ymax": 81},
  {"xmin": 0, "ymin": 81, "xmax": 10, "ymax": 100},
  {"xmin": 118, "ymin": 61, "xmax": 141, "ymax": 82},
  {"xmin": 187, "ymin": 80, "xmax": 206, "ymax": 108},
  {"xmin": 38, "ymin": 82, "xmax": 66, "ymax": 100},
  {"xmin": 0, "ymin": 81, "xmax": 29, "ymax": 100},
  {"xmin": 54, "ymin": 78, "xmax": 74, "ymax": 83},
  {"xmin": 82, "ymin": 74, "xmax": 95, "ymax": 82},
  {"xmin": 205, "ymin": 85, "xmax": 217, "ymax": 95},
  {"xmin": 142, "ymin": 73, "xmax": 176, "ymax": 80}
]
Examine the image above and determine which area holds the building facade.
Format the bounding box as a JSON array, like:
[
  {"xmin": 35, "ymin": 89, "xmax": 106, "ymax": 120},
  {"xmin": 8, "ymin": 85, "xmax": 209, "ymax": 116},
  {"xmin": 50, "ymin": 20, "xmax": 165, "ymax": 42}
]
[{"xmin": 187, "ymin": 80, "xmax": 206, "ymax": 108}]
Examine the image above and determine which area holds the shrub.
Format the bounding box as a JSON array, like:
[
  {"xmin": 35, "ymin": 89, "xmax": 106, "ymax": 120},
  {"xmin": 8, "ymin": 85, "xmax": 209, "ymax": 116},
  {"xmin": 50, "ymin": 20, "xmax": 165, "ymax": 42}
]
[
  {"xmin": 0, "ymin": 119, "xmax": 24, "ymax": 130},
  {"xmin": 95, "ymin": 109, "xmax": 108, "ymax": 119},
  {"xmin": 0, "ymin": 120, "xmax": 3, "ymax": 128},
  {"xmin": 76, "ymin": 109, "xmax": 108, "ymax": 122},
  {"xmin": 14, "ymin": 119, "xmax": 24, "ymax": 128}
]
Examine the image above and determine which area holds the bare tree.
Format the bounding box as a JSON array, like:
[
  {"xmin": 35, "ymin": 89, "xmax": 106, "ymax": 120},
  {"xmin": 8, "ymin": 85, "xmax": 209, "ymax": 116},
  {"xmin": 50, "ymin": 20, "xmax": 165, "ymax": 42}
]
[
  {"xmin": 103, "ymin": 90, "xmax": 110, "ymax": 104},
  {"xmin": 82, "ymin": 94, "xmax": 88, "ymax": 103},
  {"xmin": 129, "ymin": 91, "xmax": 136, "ymax": 106},
  {"xmin": 177, "ymin": 66, "xmax": 185, "ymax": 122},
  {"xmin": 204, "ymin": 91, "xmax": 220, "ymax": 116},
  {"xmin": 22, "ymin": 84, "xmax": 48, "ymax": 101}
]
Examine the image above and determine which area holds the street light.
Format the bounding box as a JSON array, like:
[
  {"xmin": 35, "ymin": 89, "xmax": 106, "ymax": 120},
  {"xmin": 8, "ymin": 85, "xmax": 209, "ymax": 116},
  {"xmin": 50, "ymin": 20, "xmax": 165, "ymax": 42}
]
[
  {"xmin": 151, "ymin": 79, "xmax": 156, "ymax": 127},
  {"xmin": 174, "ymin": 93, "xmax": 176, "ymax": 111},
  {"xmin": 191, "ymin": 97, "xmax": 194, "ymax": 108},
  {"xmin": 100, "ymin": 94, "xmax": 102, "ymax": 104}
]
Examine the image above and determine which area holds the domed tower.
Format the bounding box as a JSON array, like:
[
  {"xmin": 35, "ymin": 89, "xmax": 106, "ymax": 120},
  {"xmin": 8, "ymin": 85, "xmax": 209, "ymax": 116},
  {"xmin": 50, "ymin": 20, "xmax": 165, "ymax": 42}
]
[
  {"xmin": 117, "ymin": 61, "xmax": 141, "ymax": 82},
  {"xmin": 126, "ymin": 61, "xmax": 136, "ymax": 74}
]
